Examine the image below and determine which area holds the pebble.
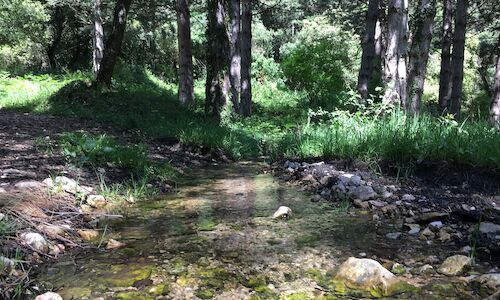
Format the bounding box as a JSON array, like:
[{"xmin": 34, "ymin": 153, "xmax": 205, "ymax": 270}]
[
  {"xmin": 429, "ymin": 221, "xmax": 444, "ymax": 232},
  {"xmin": 386, "ymin": 232, "xmax": 402, "ymax": 240}
]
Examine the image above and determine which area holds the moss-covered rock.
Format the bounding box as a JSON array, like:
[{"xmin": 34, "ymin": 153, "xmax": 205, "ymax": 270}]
[
  {"xmin": 115, "ymin": 291, "xmax": 154, "ymax": 300},
  {"xmin": 95, "ymin": 263, "xmax": 153, "ymax": 287}
]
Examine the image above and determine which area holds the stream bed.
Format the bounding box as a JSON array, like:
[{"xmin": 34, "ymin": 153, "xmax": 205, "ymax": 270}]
[{"xmin": 38, "ymin": 162, "xmax": 480, "ymax": 299}]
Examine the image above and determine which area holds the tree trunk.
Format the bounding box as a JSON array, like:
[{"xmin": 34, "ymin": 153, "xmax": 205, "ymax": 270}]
[
  {"xmin": 382, "ymin": 0, "xmax": 409, "ymax": 107},
  {"xmin": 240, "ymin": 0, "xmax": 252, "ymax": 117},
  {"xmin": 490, "ymin": 53, "xmax": 500, "ymax": 128},
  {"xmin": 407, "ymin": 0, "xmax": 436, "ymax": 115},
  {"xmin": 205, "ymin": 0, "xmax": 230, "ymax": 116},
  {"xmin": 229, "ymin": 0, "xmax": 241, "ymax": 113},
  {"xmin": 357, "ymin": 0, "xmax": 381, "ymax": 103},
  {"xmin": 96, "ymin": 0, "xmax": 133, "ymax": 87},
  {"xmin": 447, "ymin": 0, "xmax": 468, "ymax": 118},
  {"xmin": 177, "ymin": 0, "xmax": 195, "ymax": 106},
  {"xmin": 438, "ymin": 0, "xmax": 454, "ymax": 113},
  {"xmin": 92, "ymin": 0, "xmax": 104, "ymax": 78},
  {"xmin": 47, "ymin": 7, "xmax": 66, "ymax": 70}
]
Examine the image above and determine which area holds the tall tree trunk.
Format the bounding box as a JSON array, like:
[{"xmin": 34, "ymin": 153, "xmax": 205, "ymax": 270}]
[
  {"xmin": 205, "ymin": 0, "xmax": 230, "ymax": 116},
  {"xmin": 490, "ymin": 53, "xmax": 500, "ymax": 128},
  {"xmin": 407, "ymin": 0, "xmax": 437, "ymax": 115},
  {"xmin": 240, "ymin": 0, "xmax": 252, "ymax": 117},
  {"xmin": 438, "ymin": 0, "xmax": 454, "ymax": 113},
  {"xmin": 92, "ymin": 0, "xmax": 104, "ymax": 78},
  {"xmin": 96, "ymin": 0, "xmax": 133, "ymax": 87},
  {"xmin": 357, "ymin": 0, "xmax": 381, "ymax": 103},
  {"xmin": 447, "ymin": 0, "xmax": 468, "ymax": 118},
  {"xmin": 177, "ymin": 0, "xmax": 195, "ymax": 106},
  {"xmin": 47, "ymin": 7, "xmax": 66, "ymax": 70},
  {"xmin": 229, "ymin": 0, "xmax": 241, "ymax": 113},
  {"xmin": 382, "ymin": 0, "xmax": 409, "ymax": 107}
]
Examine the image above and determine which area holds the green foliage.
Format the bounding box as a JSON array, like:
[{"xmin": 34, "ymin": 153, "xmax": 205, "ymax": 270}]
[
  {"xmin": 281, "ymin": 17, "xmax": 359, "ymax": 109},
  {"xmin": 60, "ymin": 133, "xmax": 149, "ymax": 173}
]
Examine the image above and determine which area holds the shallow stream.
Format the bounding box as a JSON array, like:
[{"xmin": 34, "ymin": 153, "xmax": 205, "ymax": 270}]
[{"xmin": 39, "ymin": 162, "xmax": 477, "ymax": 299}]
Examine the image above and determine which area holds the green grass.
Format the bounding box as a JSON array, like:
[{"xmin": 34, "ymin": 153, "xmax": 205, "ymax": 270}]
[{"xmin": 0, "ymin": 66, "xmax": 499, "ymax": 171}]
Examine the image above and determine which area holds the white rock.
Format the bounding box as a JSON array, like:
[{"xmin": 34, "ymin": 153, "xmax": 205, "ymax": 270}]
[
  {"xmin": 479, "ymin": 222, "xmax": 500, "ymax": 234},
  {"xmin": 272, "ymin": 206, "xmax": 292, "ymax": 219},
  {"xmin": 429, "ymin": 221, "xmax": 444, "ymax": 232},
  {"xmin": 437, "ymin": 255, "xmax": 471, "ymax": 276},
  {"xmin": 52, "ymin": 176, "xmax": 92, "ymax": 195},
  {"xmin": 35, "ymin": 292, "xmax": 63, "ymax": 300},
  {"xmin": 0, "ymin": 213, "xmax": 5, "ymax": 221},
  {"xmin": 20, "ymin": 232, "xmax": 49, "ymax": 253},
  {"xmin": 401, "ymin": 194, "xmax": 416, "ymax": 201},
  {"xmin": 335, "ymin": 257, "xmax": 400, "ymax": 292}
]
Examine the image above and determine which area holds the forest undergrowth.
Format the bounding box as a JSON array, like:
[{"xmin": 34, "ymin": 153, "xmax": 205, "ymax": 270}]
[{"xmin": 1, "ymin": 68, "xmax": 499, "ymax": 174}]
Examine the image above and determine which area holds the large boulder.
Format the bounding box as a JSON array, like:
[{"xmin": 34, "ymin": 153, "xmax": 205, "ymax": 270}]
[
  {"xmin": 437, "ymin": 255, "xmax": 471, "ymax": 276},
  {"xmin": 20, "ymin": 232, "xmax": 49, "ymax": 253},
  {"xmin": 335, "ymin": 257, "xmax": 402, "ymax": 294}
]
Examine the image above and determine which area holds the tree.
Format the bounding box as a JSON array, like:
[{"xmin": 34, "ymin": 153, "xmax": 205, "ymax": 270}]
[
  {"xmin": 438, "ymin": 0, "xmax": 454, "ymax": 113},
  {"xmin": 177, "ymin": 0, "xmax": 195, "ymax": 106},
  {"xmin": 447, "ymin": 0, "xmax": 468, "ymax": 117},
  {"xmin": 491, "ymin": 51, "xmax": 500, "ymax": 128},
  {"xmin": 407, "ymin": 0, "xmax": 436, "ymax": 114},
  {"xmin": 382, "ymin": 0, "xmax": 409, "ymax": 107},
  {"xmin": 240, "ymin": 0, "xmax": 252, "ymax": 117},
  {"xmin": 92, "ymin": 0, "xmax": 104, "ymax": 78},
  {"xmin": 96, "ymin": 0, "xmax": 133, "ymax": 87},
  {"xmin": 229, "ymin": 0, "xmax": 241, "ymax": 113},
  {"xmin": 46, "ymin": 6, "xmax": 66, "ymax": 70},
  {"xmin": 357, "ymin": 0, "xmax": 381, "ymax": 102},
  {"xmin": 205, "ymin": 0, "xmax": 230, "ymax": 116}
]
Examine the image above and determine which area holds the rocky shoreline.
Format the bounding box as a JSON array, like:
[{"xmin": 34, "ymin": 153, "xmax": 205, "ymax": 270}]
[{"xmin": 271, "ymin": 159, "xmax": 500, "ymax": 297}]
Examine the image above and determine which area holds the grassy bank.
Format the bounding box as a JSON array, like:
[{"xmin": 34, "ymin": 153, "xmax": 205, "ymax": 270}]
[{"xmin": 1, "ymin": 69, "xmax": 499, "ymax": 171}]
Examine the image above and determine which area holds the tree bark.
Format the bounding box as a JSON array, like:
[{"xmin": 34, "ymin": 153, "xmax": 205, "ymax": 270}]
[
  {"xmin": 447, "ymin": 0, "xmax": 468, "ymax": 118},
  {"xmin": 407, "ymin": 0, "xmax": 436, "ymax": 115},
  {"xmin": 357, "ymin": 0, "xmax": 381, "ymax": 103},
  {"xmin": 490, "ymin": 53, "xmax": 500, "ymax": 128},
  {"xmin": 46, "ymin": 6, "xmax": 66, "ymax": 70},
  {"xmin": 177, "ymin": 0, "xmax": 195, "ymax": 106},
  {"xmin": 382, "ymin": 0, "xmax": 409, "ymax": 107},
  {"xmin": 240, "ymin": 0, "xmax": 252, "ymax": 117},
  {"xmin": 229, "ymin": 0, "xmax": 241, "ymax": 113},
  {"xmin": 96, "ymin": 0, "xmax": 133, "ymax": 87},
  {"xmin": 205, "ymin": 0, "xmax": 230, "ymax": 116},
  {"xmin": 438, "ymin": 0, "xmax": 454, "ymax": 113},
  {"xmin": 92, "ymin": 0, "xmax": 104, "ymax": 79}
]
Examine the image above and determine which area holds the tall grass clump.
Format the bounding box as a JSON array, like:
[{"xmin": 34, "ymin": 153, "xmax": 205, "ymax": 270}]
[{"xmin": 277, "ymin": 109, "xmax": 500, "ymax": 171}]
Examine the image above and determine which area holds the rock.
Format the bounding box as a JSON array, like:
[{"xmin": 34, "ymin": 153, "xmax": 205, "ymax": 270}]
[
  {"xmin": 79, "ymin": 204, "xmax": 94, "ymax": 214},
  {"xmin": 49, "ymin": 244, "xmax": 65, "ymax": 257},
  {"xmin": 319, "ymin": 175, "xmax": 336, "ymax": 188},
  {"xmin": 403, "ymin": 223, "xmax": 421, "ymax": 235},
  {"xmin": 437, "ymin": 255, "xmax": 471, "ymax": 276},
  {"xmin": 272, "ymin": 206, "xmax": 292, "ymax": 220},
  {"xmin": 416, "ymin": 212, "xmax": 448, "ymax": 224},
  {"xmin": 0, "ymin": 213, "xmax": 5, "ymax": 221},
  {"xmin": 386, "ymin": 232, "xmax": 402, "ymax": 240},
  {"xmin": 391, "ymin": 263, "xmax": 406, "ymax": 274},
  {"xmin": 20, "ymin": 232, "xmax": 49, "ymax": 253},
  {"xmin": 382, "ymin": 191, "xmax": 393, "ymax": 199},
  {"xmin": 401, "ymin": 194, "xmax": 416, "ymax": 201},
  {"xmin": 472, "ymin": 273, "xmax": 500, "ymax": 295},
  {"xmin": 87, "ymin": 195, "xmax": 108, "ymax": 208},
  {"xmin": 369, "ymin": 200, "xmax": 387, "ymax": 208},
  {"xmin": 353, "ymin": 199, "xmax": 370, "ymax": 209},
  {"xmin": 106, "ymin": 239, "xmax": 125, "ymax": 249},
  {"xmin": 411, "ymin": 264, "xmax": 435, "ymax": 275},
  {"xmin": 335, "ymin": 257, "xmax": 401, "ymax": 293},
  {"xmin": 51, "ymin": 176, "xmax": 92, "ymax": 195},
  {"xmin": 333, "ymin": 182, "xmax": 346, "ymax": 193},
  {"xmin": 78, "ymin": 229, "xmax": 100, "ymax": 242},
  {"xmin": 419, "ymin": 228, "xmax": 435, "ymax": 240},
  {"xmin": 350, "ymin": 186, "xmax": 377, "ymax": 201},
  {"xmin": 14, "ymin": 180, "xmax": 44, "ymax": 190},
  {"xmin": 438, "ymin": 230, "xmax": 452, "ymax": 242},
  {"xmin": 38, "ymin": 224, "xmax": 66, "ymax": 238},
  {"xmin": 479, "ymin": 222, "xmax": 500, "ymax": 234},
  {"xmin": 429, "ymin": 221, "xmax": 444, "ymax": 232},
  {"xmin": 35, "ymin": 292, "xmax": 63, "ymax": 300},
  {"xmin": 301, "ymin": 174, "xmax": 316, "ymax": 184},
  {"xmin": 350, "ymin": 175, "xmax": 362, "ymax": 187},
  {"xmin": 0, "ymin": 256, "xmax": 14, "ymax": 271},
  {"xmin": 459, "ymin": 246, "xmax": 472, "ymax": 255}
]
